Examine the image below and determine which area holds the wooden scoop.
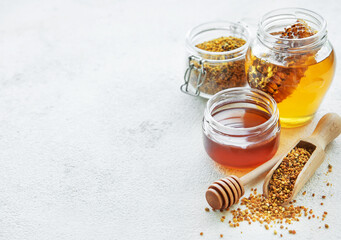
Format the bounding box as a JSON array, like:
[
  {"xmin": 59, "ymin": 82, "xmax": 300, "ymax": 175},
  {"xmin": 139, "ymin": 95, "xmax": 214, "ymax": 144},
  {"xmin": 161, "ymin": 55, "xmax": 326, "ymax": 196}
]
[
  {"xmin": 206, "ymin": 153, "xmax": 288, "ymax": 210},
  {"xmin": 263, "ymin": 113, "xmax": 341, "ymax": 205},
  {"xmin": 206, "ymin": 113, "xmax": 341, "ymax": 210}
]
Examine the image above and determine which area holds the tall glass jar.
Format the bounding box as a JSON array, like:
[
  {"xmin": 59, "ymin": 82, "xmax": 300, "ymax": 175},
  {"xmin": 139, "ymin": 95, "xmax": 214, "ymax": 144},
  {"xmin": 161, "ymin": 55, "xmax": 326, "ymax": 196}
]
[
  {"xmin": 245, "ymin": 8, "xmax": 336, "ymax": 128},
  {"xmin": 181, "ymin": 21, "xmax": 250, "ymax": 98}
]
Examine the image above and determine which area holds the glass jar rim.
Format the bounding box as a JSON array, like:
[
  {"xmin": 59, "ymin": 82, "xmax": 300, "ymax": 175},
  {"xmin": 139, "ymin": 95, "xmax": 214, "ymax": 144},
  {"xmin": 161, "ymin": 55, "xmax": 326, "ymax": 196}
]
[
  {"xmin": 258, "ymin": 8, "xmax": 327, "ymax": 51},
  {"xmin": 205, "ymin": 87, "xmax": 279, "ymax": 135},
  {"xmin": 186, "ymin": 20, "xmax": 251, "ymax": 60}
]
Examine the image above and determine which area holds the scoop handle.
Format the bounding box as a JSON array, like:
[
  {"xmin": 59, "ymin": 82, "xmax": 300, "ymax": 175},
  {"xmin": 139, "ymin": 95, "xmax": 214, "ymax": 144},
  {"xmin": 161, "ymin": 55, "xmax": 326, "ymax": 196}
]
[{"xmin": 310, "ymin": 113, "xmax": 341, "ymax": 149}]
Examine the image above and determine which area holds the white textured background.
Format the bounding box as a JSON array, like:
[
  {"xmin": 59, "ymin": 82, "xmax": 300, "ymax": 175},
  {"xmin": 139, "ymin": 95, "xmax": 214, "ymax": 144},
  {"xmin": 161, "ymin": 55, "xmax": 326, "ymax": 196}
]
[{"xmin": 0, "ymin": 0, "xmax": 340, "ymax": 239}]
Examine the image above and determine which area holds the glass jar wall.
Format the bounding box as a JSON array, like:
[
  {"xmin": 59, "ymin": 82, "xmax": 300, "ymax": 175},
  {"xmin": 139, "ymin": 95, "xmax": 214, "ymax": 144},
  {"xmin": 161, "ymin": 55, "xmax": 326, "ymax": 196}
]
[
  {"xmin": 181, "ymin": 21, "xmax": 250, "ymax": 98},
  {"xmin": 245, "ymin": 8, "xmax": 335, "ymax": 128},
  {"xmin": 202, "ymin": 88, "xmax": 280, "ymax": 168}
]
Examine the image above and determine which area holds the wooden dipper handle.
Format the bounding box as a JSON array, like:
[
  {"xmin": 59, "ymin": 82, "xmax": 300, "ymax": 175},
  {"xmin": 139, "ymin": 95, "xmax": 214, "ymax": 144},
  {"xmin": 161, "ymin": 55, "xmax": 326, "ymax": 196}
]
[{"xmin": 206, "ymin": 153, "xmax": 284, "ymax": 210}]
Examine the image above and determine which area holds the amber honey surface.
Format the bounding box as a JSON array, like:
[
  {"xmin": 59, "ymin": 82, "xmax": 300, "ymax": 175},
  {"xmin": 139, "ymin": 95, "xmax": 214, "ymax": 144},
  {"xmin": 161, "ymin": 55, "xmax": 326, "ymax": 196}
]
[
  {"xmin": 203, "ymin": 107, "xmax": 280, "ymax": 168},
  {"xmin": 278, "ymin": 51, "xmax": 335, "ymax": 127},
  {"xmin": 246, "ymin": 50, "xmax": 335, "ymax": 127}
]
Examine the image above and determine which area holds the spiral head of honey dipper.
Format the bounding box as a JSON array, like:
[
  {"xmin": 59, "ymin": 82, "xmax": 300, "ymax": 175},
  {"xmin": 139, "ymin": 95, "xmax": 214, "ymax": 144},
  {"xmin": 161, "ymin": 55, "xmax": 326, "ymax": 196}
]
[{"xmin": 205, "ymin": 175, "xmax": 244, "ymax": 210}]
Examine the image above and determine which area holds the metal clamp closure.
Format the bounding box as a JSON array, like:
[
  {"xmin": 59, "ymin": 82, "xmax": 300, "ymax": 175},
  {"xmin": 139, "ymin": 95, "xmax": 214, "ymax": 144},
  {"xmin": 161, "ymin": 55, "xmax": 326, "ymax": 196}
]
[{"xmin": 180, "ymin": 55, "xmax": 206, "ymax": 96}]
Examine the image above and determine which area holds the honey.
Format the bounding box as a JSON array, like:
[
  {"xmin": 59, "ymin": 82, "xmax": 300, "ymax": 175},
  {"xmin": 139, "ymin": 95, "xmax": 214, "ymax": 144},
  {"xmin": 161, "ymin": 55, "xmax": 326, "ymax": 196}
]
[
  {"xmin": 202, "ymin": 88, "xmax": 280, "ymax": 169},
  {"xmin": 203, "ymin": 107, "xmax": 280, "ymax": 168},
  {"xmin": 246, "ymin": 50, "xmax": 335, "ymax": 127},
  {"xmin": 246, "ymin": 9, "xmax": 336, "ymax": 127},
  {"xmin": 277, "ymin": 51, "xmax": 335, "ymax": 127}
]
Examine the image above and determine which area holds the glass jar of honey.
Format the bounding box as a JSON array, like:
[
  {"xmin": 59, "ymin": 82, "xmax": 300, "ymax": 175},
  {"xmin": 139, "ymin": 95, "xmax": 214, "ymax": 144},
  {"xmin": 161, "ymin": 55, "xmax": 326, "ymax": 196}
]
[
  {"xmin": 246, "ymin": 8, "xmax": 336, "ymax": 128},
  {"xmin": 203, "ymin": 88, "xmax": 280, "ymax": 168},
  {"xmin": 181, "ymin": 21, "xmax": 250, "ymax": 98}
]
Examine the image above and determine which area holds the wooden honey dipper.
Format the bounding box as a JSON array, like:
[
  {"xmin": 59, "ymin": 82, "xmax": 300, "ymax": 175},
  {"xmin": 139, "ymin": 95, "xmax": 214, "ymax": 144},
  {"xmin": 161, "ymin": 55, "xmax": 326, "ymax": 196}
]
[
  {"xmin": 206, "ymin": 113, "xmax": 341, "ymax": 210},
  {"xmin": 206, "ymin": 154, "xmax": 285, "ymax": 210}
]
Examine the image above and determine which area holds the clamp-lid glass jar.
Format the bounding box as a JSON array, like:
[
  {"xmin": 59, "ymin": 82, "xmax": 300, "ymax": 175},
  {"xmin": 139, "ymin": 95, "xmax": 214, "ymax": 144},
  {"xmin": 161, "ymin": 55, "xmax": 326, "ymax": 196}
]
[
  {"xmin": 246, "ymin": 8, "xmax": 336, "ymax": 128},
  {"xmin": 202, "ymin": 88, "xmax": 280, "ymax": 168},
  {"xmin": 181, "ymin": 21, "xmax": 250, "ymax": 98}
]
